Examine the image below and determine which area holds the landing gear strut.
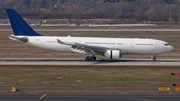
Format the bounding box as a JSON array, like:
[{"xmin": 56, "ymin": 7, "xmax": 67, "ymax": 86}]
[
  {"xmin": 153, "ymin": 55, "xmax": 156, "ymax": 61},
  {"xmin": 85, "ymin": 55, "xmax": 96, "ymax": 61}
]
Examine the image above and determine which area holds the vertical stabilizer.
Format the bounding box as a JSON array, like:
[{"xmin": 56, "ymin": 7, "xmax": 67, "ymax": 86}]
[{"xmin": 6, "ymin": 9, "xmax": 41, "ymax": 36}]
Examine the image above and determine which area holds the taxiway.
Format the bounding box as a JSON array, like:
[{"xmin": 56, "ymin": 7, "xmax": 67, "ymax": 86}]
[{"xmin": 0, "ymin": 92, "xmax": 180, "ymax": 101}]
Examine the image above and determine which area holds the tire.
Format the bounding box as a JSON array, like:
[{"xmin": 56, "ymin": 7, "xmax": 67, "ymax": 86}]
[
  {"xmin": 153, "ymin": 58, "xmax": 156, "ymax": 61},
  {"xmin": 90, "ymin": 57, "xmax": 95, "ymax": 61},
  {"xmin": 85, "ymin": 56, "xmax": 96, "ymax": 61},
  {"xmin": 93, "ymin": 57, "xmax": 96, "ymax": 61},
  {"xmin": 85, "ymin": 57, "xmax": 90, "ymax": 61}
]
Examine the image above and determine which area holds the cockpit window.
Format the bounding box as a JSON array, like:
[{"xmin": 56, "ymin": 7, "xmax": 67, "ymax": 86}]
[{"xmin": 165, "ymin": 43, "xmax": 171, "ymax": 46}]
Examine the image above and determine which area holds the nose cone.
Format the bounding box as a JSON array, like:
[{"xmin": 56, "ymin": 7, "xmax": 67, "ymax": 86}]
[{"xmin": 167, "ymin": 45, "xmax": 174, "ymax": 52}]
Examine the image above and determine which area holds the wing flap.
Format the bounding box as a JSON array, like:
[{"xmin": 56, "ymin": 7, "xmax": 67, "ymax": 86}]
[{"xmin": 57, "ymin": 39, "xmax": 106, "ymax": 54}]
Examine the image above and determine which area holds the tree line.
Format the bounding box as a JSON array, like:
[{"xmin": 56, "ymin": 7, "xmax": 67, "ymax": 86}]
[{"xmin": 0, "ymin": 0, "xmax": 180, "ymax": 22}]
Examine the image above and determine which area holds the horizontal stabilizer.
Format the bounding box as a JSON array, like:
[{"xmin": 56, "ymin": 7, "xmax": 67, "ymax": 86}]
[{"xmin": 9, "ymin": 35, "xmax": 28, "ymax": 43}]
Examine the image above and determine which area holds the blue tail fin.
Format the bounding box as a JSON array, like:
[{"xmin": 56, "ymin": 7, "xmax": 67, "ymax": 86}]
[{"xmin": 6, "ymin": 9, "xmax": 41, "ymax": 36}]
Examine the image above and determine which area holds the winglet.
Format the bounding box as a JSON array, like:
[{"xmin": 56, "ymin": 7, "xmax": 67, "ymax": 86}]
[{"xmin": 6, "ymin": 9, "xmax": 41, "ymax": 36}]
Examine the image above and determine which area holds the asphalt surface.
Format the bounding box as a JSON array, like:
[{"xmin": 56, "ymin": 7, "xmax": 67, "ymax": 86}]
[
  {"xmin": 1, "ymin": 28, "xmax": 180, "ymax": 31},
  {"xmin": 0, "ymin": 58, "xmax": 180, "ymax": 66},
  {"xmin": 0, "ymin": 92, "xmax": 180, "ymax": 101}
]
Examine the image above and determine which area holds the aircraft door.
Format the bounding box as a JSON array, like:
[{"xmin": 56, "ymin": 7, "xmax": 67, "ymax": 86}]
[
  {"xmin": 155, "ymin": 41, "xmax": 159, "ymax": 48},
  {"xmin": 41, "ymin": 38, "xmax": 45, "ymax": 45},
  {"xmin": 130, "ymin": 41, "xmax": 134, "ymax": 48}
]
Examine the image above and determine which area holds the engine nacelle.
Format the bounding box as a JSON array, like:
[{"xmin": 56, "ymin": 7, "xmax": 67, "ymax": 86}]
[{"xmin": 104, "ymin": 50, "xmax": 121, "ymax": 60}]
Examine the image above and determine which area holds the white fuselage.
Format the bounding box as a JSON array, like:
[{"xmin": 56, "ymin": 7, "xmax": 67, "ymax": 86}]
[{"xmin": 16, "ymin": 36, "xmax": 174, "ymax": 55}]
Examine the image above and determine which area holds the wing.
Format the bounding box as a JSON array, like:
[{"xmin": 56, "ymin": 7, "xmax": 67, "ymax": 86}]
[{"xmin": 57, "ymin": 39, "xmax": 106, "ymax": 55}]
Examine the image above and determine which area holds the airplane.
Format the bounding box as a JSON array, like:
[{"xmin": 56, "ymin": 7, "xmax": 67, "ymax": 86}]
[{"xmin": 6, "ymin": 9, "xmax": 174, "ymax": 61}]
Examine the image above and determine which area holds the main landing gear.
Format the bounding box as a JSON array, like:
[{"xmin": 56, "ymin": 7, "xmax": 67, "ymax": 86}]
[{"xmin": 85, "ymin": 55, "xmax": 96, "ymax": 61}]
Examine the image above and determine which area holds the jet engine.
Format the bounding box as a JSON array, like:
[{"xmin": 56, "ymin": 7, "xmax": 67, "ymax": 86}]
[{"xmin": 104, "ymin": 50, "xmax": 121, "ymax": 59}]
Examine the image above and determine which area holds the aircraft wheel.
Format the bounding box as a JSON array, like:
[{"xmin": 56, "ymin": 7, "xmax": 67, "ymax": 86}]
[
  {"xmin": 90, "ymin": 57, "xmax": 96, "ymax": 61},
  {"xmin": 85, "ymin": 56, "xmax": 90, "ymax": 61},
  {"xmin": 153, "ymin": 58, "xmax": 156, "ymax": 61}
]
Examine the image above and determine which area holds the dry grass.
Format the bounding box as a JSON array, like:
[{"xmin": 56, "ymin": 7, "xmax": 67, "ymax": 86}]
[
  {"xmin": 0, "ymin": 30, "xmax": 179, "ymax": 58},
  {"xmin": 0, "ymin": 65, "xmax": 179, "ymax": 87}
]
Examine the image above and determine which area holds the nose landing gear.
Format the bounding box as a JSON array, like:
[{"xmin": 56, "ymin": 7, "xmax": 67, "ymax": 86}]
[
  {"xmin": 151, "ymin": 55, "xmax": 156, "ymax": 61},
  {"xmin": 152, "ymin": 55, "xmax": 156, "ymax": 61}
]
